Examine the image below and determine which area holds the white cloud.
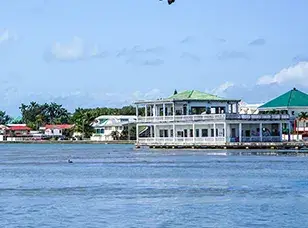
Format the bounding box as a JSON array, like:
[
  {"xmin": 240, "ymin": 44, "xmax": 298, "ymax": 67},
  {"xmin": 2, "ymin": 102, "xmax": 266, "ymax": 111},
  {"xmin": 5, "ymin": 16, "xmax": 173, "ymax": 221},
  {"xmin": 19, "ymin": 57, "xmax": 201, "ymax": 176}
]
[
  {"xmin": 132, "ymin": 88, "xmax": 164, "ymax": 100},
  {"xmin": 211, "ymin": 81, "xmax": 234, "ymax": 96},
  {"xmin": 0, "ymin": 29, "xmax": 17, "ymax": 45},
  {"xmin": 257, "ymin": 61, "xmax": 308, "ymax": 86},
  {"xmin": 50, "ymin": 36, "xmax": 84, "ymax": 61},
  {"xmin": 47, "ymin": 36, "xmax": 107, "ymax": 62}
]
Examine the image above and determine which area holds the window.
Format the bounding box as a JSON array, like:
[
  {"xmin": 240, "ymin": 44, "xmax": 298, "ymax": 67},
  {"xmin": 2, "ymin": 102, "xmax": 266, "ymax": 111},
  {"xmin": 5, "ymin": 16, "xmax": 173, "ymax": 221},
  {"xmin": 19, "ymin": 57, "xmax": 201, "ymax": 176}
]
[
  {"xmin": 216, "ymin": 129, "xmax": 218, "ymax": 137},
  {"xmin": 189, "ymin": 129, "xmax": 193, "ymax": 137},
  {"xmin": 159, "ymin": 130, "xmax": 164, "ymax": 137},
  {"xmin": 202, "ymin": 129, "xmax": 208, "ymax": 137},
  {"xmin": 211, "ymin": 129, "xmax": 214, "ymax": 137},
  {"xmin": 306, "ymin": 123, "xmax": 308, "ymax": 127},
  {"xmin": 100, "ymin": 129, "xmax": 104, "ymax": 134},
  {"xmin": 184, "ymin": 129, "xmax": 188, "ymax": 137},
  {"xmin": 195, "ymin": 129, "xmax": 200, "ymax": 137},
  {"xmin": 170, "ymin": 129, "xmax": 173, "ymax": 137},
  {"xmin": 164, "ymin": 130, "xmax": 169, "ymax": 137}
]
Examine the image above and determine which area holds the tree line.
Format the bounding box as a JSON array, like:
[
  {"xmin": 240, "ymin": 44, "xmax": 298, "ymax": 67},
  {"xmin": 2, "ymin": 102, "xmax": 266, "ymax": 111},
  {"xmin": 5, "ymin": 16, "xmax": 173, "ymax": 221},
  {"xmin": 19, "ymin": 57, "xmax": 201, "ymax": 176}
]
[{"xmin": 0, "ymin": 102, "xmax": 145, "ymax": 139}]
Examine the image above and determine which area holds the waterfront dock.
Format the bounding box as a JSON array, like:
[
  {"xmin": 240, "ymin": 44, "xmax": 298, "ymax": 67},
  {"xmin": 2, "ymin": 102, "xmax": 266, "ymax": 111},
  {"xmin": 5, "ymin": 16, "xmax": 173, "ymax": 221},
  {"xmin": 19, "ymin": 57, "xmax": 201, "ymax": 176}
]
[{"xmin": 135, "ymin": 141, "xmax": 308, "ymax": 151}]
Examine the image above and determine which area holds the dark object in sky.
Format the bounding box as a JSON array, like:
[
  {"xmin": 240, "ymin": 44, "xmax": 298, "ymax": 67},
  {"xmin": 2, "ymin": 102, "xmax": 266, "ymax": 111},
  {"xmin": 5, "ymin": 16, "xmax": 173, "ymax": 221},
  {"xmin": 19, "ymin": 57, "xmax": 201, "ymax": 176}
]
[{"xmin": 159, "ymin": 0, "xmax": 175, "ymax": 5}]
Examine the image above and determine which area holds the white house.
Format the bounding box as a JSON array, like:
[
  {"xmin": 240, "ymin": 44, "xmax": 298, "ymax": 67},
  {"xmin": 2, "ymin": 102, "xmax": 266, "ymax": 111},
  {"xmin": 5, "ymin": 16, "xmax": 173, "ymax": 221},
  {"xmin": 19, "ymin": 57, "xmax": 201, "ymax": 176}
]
[
  {"xmin": 42, "ymin": 124, "xmax": 74, "ymax": 137},
  {"xmin": 90, "ymin": 115, "xmax": 137, "ymax": 141},
  {"xmin": 135, "ymin": 90, "xmax": 290, "ymax": 147}
]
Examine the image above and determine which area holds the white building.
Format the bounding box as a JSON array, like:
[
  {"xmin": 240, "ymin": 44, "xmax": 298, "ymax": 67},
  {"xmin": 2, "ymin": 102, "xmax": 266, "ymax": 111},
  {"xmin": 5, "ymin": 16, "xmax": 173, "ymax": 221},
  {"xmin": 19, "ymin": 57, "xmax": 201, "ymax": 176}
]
[
  {"xmin": 135, "ymin": 90, "xmax": 290, "ymax": 147},
  {"xmin": 258, "ymin": 88, "xmax": 308, "ymax": 134},
  {"xmin": 90, "ymin": 115, "xmax": 137, "ymax": 141},
  {"xmin": 41, "ymin": 124, "xmax": 74, "ymax": 137}
]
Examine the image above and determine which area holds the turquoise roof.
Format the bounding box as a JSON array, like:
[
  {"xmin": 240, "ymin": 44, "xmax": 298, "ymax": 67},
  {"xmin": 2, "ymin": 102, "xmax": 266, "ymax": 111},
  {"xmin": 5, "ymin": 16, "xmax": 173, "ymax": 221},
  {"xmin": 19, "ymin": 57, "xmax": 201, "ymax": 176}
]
[{"xmin": 259, "ymin": 88, "xmax": 308, "ymax": 109}]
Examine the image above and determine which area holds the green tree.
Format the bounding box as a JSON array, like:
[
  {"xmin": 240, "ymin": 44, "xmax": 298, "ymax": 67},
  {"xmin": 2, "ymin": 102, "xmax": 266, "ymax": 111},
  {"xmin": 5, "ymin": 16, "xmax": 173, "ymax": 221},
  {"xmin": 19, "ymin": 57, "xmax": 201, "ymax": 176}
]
[
  {"xmin": 19, "ymin": 102, "xmax": 70, "ymax": 130},
  {"xmin": 111, "ymin": 131, "xmax": 120, "ymax": 140},
  {"xmin": 0, "ymin": 111, "xmax": 12, "ymax": 125}
]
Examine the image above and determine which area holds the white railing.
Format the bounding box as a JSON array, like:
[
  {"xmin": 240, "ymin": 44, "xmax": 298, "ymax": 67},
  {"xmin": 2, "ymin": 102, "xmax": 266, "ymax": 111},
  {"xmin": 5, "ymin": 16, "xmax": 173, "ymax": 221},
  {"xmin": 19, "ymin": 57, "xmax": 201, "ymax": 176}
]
[
  {"xmin": 138, "ymin": 137, "xmax": 227, "ymax": 145},
  {"xmin": 137, "ymin": 114, "xmax": 290, "ymax": 123},
  {"xmin": 137, "ymin": 114, "xmax": 226, "ymax": 123},
  {"xmin": 226, "ymin": 114, "xmax": 289, "ymax": 120}
]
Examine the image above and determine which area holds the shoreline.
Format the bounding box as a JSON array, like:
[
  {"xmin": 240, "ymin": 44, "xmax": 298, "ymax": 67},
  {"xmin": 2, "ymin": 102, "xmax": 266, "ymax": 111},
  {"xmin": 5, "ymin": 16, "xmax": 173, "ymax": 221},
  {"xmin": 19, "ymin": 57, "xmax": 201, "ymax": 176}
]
[{"xmin": 0, "ymin": 140, "xmax": 136, "ymax": 144}]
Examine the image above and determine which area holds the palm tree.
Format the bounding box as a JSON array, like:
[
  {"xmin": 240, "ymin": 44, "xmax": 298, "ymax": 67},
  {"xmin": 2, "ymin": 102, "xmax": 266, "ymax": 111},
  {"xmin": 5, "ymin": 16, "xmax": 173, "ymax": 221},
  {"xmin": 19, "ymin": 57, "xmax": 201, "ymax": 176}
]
[
  {"xmin": 298, "ymin": 112, "xmax": 308, "ymax": 133},
  {"xmin": 159, "ymin": 0, "xmax": 175, "ymax": 5},
  {"xmin": 111, "ymin": 131, "xmax": 120, "ymax": 140}
]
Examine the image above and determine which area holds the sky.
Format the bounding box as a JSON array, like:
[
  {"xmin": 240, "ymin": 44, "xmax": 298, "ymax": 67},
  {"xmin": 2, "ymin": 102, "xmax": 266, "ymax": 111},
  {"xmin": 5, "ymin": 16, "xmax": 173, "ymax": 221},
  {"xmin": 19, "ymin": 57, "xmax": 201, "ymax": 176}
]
[{"xmin": 1, "ymin": 0, "xmax": 308, "ymax": 116}]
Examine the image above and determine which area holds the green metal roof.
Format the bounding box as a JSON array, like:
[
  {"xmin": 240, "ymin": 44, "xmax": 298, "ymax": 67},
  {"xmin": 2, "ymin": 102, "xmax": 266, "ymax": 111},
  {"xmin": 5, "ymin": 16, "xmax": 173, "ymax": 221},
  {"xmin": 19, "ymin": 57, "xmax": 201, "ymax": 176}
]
[
  {"xmin": 259, "ymin": 88, "xmax": 308, "ymax": 109},
  {"xmin": 168, "ymin": 90, "xmax": 237, "ymax": 101}
]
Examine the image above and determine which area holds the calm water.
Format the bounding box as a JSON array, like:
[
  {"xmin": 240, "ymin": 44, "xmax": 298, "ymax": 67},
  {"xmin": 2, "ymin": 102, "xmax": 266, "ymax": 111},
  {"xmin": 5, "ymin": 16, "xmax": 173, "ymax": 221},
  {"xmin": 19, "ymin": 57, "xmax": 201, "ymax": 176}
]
[{"xmin": 1, "ymin": 144, "xmax": 308, "ymax": 228}]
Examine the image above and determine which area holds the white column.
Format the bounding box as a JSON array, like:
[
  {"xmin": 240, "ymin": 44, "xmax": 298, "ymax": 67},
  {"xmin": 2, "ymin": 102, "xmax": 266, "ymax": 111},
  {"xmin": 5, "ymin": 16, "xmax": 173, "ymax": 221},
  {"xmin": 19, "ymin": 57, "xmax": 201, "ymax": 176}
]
[
  {"xmin": 213, "ymin": 123, "xmax": 216, "ymax": 142},
  {"xmin": 149, "ymin": 105, "xmax": 152, "ymax": 116},
  {"xmin": 150, "ymin": 125, "xmax": 153, "ymax": 138},
  {"xmin": 173, "ymin": 124, "xmax": 176, "ymax": 142},
  {"xmin": 259, "ymin": 123, "xmax": 263, "ymax": 142},
  {"xmin": 193, "ymin": 123, "xmax": 195, "ymax": 142},
  {"xmin": 145, "ymin": 105, "xmax": 147, "ymax": 117},
  {"xmin": 279, "ymin": 122, "xmax": 283, "ymax": 141},
  {"xmin": 153, "ymin": 125, "xmax": 156, "ymax": 141},
  {"xmin": 231, "ymin": 104, "xmax": 233, "ymax": 113},
  {"xmin": 163, "ymin": 103, "xmax": 166, "ymax": 119},
  {"xmin": 153, "ymin": 104, "xmax": 156, "ymax": 117},
  {"xmin": 136, "ymin": 124, "xmax": 139, "ymax": 142},
  {"xmin": 136, "ymin": 105, "xmax": 139, "ymax": 118},
  {"xmin": 239, "ymin": 123, "xmax": 242, "ymax": 142},
  {"xmin": 224, "ymin": 122, "xmax": 227, "ymax": 143},
  {"xmin": 173, "ymin": 103, "xmax": 175, "ymax": 121}
]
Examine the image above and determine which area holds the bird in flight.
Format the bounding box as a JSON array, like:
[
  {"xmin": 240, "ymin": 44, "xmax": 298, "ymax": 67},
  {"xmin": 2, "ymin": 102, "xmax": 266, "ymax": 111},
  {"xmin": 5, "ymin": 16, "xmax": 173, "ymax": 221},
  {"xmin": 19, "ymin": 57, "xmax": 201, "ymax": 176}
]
[{"xmin": 160, "ymin": 0, "xmax": 175, "ymax": 5}]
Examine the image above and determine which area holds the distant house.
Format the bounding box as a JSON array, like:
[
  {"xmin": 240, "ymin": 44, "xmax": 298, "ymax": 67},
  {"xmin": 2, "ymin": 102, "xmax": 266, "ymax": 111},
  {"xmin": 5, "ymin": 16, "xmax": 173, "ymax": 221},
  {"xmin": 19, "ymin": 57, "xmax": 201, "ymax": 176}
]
[
  {"xmin": 91, "ymin": 115, "xmax": 136, "ymax": 141},
  {"xmin": 6, "ymin": 124, "xmax": 32, "ymax": 136},
  {"xmin": 0, "ymin": 125, "xmax": 9, "ymax": 141},
  {"xmin": 43, "ymin": 124, "xmax": 74, "ymax": 137},
  {"xmin": 5, "ymin": 124, "xmax": 32, "ymax": 141}
]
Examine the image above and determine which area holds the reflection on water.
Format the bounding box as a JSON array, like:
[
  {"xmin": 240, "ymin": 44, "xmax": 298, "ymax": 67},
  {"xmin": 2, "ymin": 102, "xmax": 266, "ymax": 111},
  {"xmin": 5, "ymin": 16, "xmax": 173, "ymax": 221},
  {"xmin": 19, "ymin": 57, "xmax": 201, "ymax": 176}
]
[{"xmin": 1, "ymin": 144, "xmax": 308, "ymax": 227}]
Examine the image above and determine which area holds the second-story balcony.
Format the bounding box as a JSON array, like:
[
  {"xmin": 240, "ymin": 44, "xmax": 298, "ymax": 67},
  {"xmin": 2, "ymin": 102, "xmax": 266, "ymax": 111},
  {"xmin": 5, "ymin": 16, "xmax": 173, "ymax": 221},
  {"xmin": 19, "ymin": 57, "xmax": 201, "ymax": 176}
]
[{"xmin": 137, "ymin": 114, "xmax": 290, "ymax": 123}]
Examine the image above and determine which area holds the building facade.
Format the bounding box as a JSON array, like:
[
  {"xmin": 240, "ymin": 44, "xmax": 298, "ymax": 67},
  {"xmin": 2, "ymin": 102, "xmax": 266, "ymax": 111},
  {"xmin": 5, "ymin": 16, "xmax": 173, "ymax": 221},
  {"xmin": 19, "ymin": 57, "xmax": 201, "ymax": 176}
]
[
  {"xmin": 258, "ymin": 88, "xmax": 308, "ymax": 134},
  {"xmin": 135, "ymin": 90, "xmax": 290, "ymax": 147},
  {"xmin": 90, "ymin": 115, "xmax": 136, "ymax": 141}
]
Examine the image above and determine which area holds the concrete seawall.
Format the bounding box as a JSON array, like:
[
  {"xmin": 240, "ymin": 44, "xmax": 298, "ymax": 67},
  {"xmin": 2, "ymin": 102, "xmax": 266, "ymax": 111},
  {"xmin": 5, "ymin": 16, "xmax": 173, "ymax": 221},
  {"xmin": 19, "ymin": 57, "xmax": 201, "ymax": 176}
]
[{"xmin": 136, "ymin": 142, "xmax": 308, "ymax": 151}]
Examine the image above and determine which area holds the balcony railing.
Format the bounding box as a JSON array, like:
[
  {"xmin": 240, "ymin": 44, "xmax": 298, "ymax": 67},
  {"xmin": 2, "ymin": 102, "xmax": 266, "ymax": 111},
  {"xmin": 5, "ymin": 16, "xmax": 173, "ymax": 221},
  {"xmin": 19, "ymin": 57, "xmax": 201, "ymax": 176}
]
[
  {"xmin": 137, "ymin": 114, "xmax": 290, "ymax": 123},
  {"xmin": 138, "ymin": 136, "xmax": 282, "ymax": 145},
  {"xmin": 138, "ymin": 137, "xmax": 226, "ymax": 145}
]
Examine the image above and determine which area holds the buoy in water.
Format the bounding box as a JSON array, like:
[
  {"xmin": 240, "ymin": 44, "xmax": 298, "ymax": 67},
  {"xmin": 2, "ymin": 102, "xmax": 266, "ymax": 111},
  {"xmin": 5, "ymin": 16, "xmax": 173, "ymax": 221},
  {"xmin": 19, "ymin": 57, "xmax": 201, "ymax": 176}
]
[{"xmin": 68, "ymin": 159, "xmax": 73, "ymax": 163}]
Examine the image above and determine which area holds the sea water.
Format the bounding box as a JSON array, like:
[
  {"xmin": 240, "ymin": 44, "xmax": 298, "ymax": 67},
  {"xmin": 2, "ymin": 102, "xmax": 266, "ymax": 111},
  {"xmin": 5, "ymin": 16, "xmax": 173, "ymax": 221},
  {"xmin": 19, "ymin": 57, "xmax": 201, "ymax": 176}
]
[{"xmin": 1, "ymin": 144, "xmax": 308, "ymax": 228}]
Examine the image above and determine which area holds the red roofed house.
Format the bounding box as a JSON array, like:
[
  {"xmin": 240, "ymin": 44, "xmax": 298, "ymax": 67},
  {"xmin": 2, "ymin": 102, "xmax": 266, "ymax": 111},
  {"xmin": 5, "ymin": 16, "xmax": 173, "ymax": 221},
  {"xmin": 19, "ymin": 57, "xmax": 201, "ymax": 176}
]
[
  {"xmin": 6, "ymin": 124, "xmax": 32, "ymax": 136},
  {"xmin": 43, "ymin": 124, "xmax": 74, "ymax": 138}
]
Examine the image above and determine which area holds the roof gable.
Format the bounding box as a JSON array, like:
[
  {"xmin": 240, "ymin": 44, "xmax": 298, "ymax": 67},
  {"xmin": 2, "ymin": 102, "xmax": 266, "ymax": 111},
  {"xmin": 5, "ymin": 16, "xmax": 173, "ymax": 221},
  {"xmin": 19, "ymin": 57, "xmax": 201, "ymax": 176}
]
[
  {"xmin": 168, "ymin": 90, "xmax": 236, "ymax": 101},
  {"xmin": 259, "ymin": 88, "xmax": 308, "ymax": 109}
]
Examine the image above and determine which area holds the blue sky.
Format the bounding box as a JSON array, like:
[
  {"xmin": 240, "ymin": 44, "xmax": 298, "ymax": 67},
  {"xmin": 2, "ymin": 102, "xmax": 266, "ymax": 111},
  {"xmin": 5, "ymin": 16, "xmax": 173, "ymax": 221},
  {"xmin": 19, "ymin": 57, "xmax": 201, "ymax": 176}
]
[{"xmin": 1, "ymin": 0, "xmax": 308, "ymax": 115}]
